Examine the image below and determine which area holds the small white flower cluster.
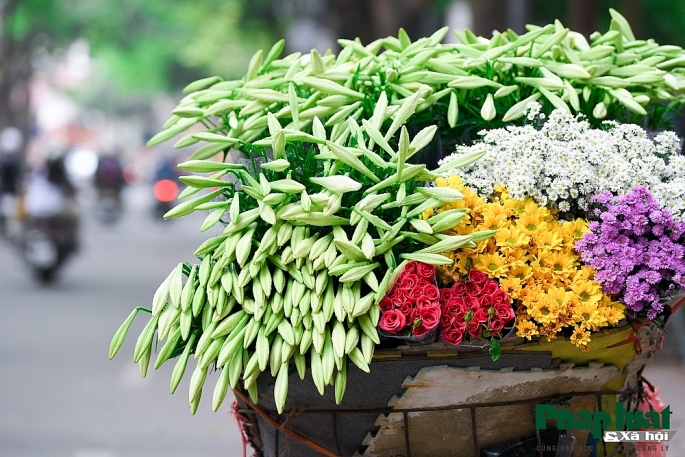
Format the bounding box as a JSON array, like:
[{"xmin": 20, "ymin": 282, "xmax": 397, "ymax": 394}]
[{"xmin": 439, "ymin": 104, "xmax": 685, "ymax": 219}]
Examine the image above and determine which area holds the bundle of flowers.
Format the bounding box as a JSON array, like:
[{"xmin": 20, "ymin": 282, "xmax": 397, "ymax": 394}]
[
  {"xmin": 377, "ymin": 260, "xmax": 516, "ymax": 358},
  {"xmin": 378, "ymin": 261, "xmax": 442, "ymax": 340},
  {"xmin": 437, "ymin": 269, "xmax": 515, "ymax": 359},
  {"xmin": 440, "ymin": 105, "xmax": 685, "ymax": 220},
  {"xmin": 432, "ymin": 105, "xmax": 685, "ymax": 349},
  {"xmin": 109, "ymin": 12, "xmax": 685, "ymax": 417},
  {"xmin": 148, "ymin": 10, "xmax": 685, "ymax": 173},
  {"xmin": 108, "ymin": 85, "xmax": 502, "ymax": 415},
  {"xmin": 431, "ymin": 176, "xmax": 625, "ymax": 350},
  {"xmin": 576, "ymin": 186, "xmax": 685, "ymax": 319}
]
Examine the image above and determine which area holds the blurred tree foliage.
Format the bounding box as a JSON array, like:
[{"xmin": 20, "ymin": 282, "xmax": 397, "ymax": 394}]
[{"xmin": 0, "ymin": 0, "xmax": 282, "ymax": 131}]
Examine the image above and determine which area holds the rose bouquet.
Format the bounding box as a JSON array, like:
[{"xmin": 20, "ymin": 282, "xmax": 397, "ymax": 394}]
[
  {"xmin": 378, "ymin": 261, "xmax": 442, "ymax": 341},
  {"xmin": 376, "ymin": 261, "xmax": 516, "ymax": 359},
  {"xmin": 437, "ymin": 269, "xmax": 516, "ymax": 359}
]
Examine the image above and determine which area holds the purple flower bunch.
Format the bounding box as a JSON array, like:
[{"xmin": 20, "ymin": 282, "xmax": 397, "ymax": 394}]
[{"xmin": 576, "ymin": 186, "xmax": 685, "ymax": 319}]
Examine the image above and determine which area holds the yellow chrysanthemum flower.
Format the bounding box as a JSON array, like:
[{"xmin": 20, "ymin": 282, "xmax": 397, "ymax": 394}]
[
  {"xmin": 562, "ymin": 219, "xmax": 591, "ymax": 242},
  {"xmin": 522, "ymin": 201, "xmax": 551, "ymax": 220},
  {"xmin": 482, "ymin": 213, "xmax": 508, "ymax": 231},
  {"xmin": 603, "ymin": 303, "xmax": 626, "ymax": 325},
  {"xmin": 572, "ymin": 302, "xmax": 603, "ymax": 328},
  {"xmin": 538, "ymin": 250, "xmax": 576, "ymax": 281},
  {"xmin": 546, "ymin": 286, "xmax": 572, "ymax": 308},
  {"xmin": 516, "ymin": 212, "xmax": 547, "ymax": 236},
  {"xmin": 572, "ymin": 266, "xmax": 596, "ymax": 282},
  {"xmin": 570, "ymin": 327, "xmax": 591, "ymax": 351},
  {"xmin": 499, "ymin": 277, "xmax": 524, "ymax": 296},
  {"xmin": 528, "ymin": 299, "xmax": 560, "ymax": 325},
  {"xmin": 502, "ymin": 197, "xmax": 529, "ymax": 216},
  {"xmin": 474, "ymin": 252, "xmax": 509, "ymax": 278},
  {"xmin": 517, "ymin": 320, "xmax": 539, "ymax": 339},
  {"xmin": 495, "ymin": 225, "xmax": 531, "ymax": 251},
  {"xmin": 533, "ymin": 229, "xmax": 564, "ymax": 252},
  {"xmin": 571, "ymin": 281, "xmax": 603, "ymax": 304},
  {"xmin": 508, "ymin": 264, "xmax": 533, "ymax": 281},
  {"xmin": 505, "ymin": 247, "xmax": 531, "ymax": 269}
]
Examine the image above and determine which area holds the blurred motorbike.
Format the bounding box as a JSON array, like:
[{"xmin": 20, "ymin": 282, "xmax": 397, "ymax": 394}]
[
  {"xmin": 20, "ymin": 154, "xmax": 80, "ymax": 283},
  {"xmin": 22, "ymin": 215, "xmax": 79, "ymax": 283},
  {"xmin": 94, "ymin": 155, "xmax": 124, "ymax": 225}
]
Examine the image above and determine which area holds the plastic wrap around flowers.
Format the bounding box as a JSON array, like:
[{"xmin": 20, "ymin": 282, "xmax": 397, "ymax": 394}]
[{"xmin": 378, "ymin": 262, "xmax": 516, "ymax": 357}]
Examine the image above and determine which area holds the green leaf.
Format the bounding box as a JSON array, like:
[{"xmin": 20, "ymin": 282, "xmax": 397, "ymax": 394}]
[{"xmin": 489, "ymin": 338, "xmax": 501, "ymax": 362}]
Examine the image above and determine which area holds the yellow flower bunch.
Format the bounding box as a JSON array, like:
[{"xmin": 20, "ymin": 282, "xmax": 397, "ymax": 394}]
[{"xmin": 431, "ymin": 175, "xmax": 625, "ymax": 351}]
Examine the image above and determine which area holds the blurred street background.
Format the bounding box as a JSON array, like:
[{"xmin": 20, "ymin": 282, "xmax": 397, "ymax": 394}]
[{"xmin": 2, "ymin": 0, "xmax": 685, "ymax": 456}]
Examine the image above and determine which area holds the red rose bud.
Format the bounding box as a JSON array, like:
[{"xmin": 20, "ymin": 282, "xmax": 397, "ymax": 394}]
[
  {"xmin": 390, "ymin": 294, "xmax": 406, "ymax": 308},
  {"xmin": 439, "ymin": 288, "xmax": 453, "ymax": 303},
  {"xmin": 448, "ymin": 309, "xmax": 466, "ymax": 324},
  {"xmin": 409, "ymin": 287, "xmax": 424, "ymax": 300},
  {"xmin": 452, "ymin": 318, "xmax": 467, "ymax": 331},
  {"xmin": 419, "ymin": 305, "xmax": 441, "ymax": 330},
  {"xmin": 464, "ymin": 296, "xmax": 480, "ymax": 311},
  {"xmin": 415, "ymin": 296, "xmax": 433, "ymax": 309},
  {"xmin": 379, "ymin": 298, "xmax": 395, "ymax": 313},
  {"xmin": 473, "ymin": 308, "xmax": 489, "ymax": 324},
  {"xmin": 401, "ymin": 274, "xmax": 419, "ymax": 290},
  {"xmin": 495, "ymin": 303, "xmax": 515, "ymax": 322},
  {"xmin": 489, "ymin": 318, "xmax": 505, "ymax": 334},
  {"xmin": 452, "ymin": 281, "xmax": 467, "ymax": 297},
  {"xmin": 417, "ymin": 279, "xmax": 430, "ymax": 289},
  {"xmin": 412, "ymin": 324, "xmax": 431, "ymax": 338},
  {"xmin": 442, "ymin": 328, "xmax": 464, "ymax": 345},
  {"xmin": 468, "ymin": 269, "xmax": 488, "ymax": 286},
  {"xmin": 404, "ymin": 261, "xmax": 418, "ymax": 276},
  {"xmin": 479, "ymin": 294, "xmax": 494, "ymax": 309},
  {"xmin": 446, "ymin": 297, "xmax": 466, "ymax": 312},
  {"xmin": 465, "ymin": 281, "xmax": 481, "ymax": 297},
  {"xmin": 379, "ymin": 309, "xmax": 407, "ymax": 334},
  {"xmin": 399, "ymin": 302, "xmax": 413, "ymax": 319},
  {"xmin": 467, "ymin": 319, "xmax": 482, "ymax": 339},
  {"xmin": 482, "ymin": 280, "xmax": 499, "ymax": 295},
  {"xmin": 417, "ymin": 262, "xmax": 436, "ymax": 279},
  {"xmin": 492, "ymin": 289, "xmax": 510, "ymax": 305},
  {"xmin": 411, "ymin": 306, "xmax": 422, "ymax": 321},
  {"xmin": 440, "ymin": 314, "xmax": 454, "ymax": 329},
  {"xmin": 422, "ymin": 284, "xmax": 439, "ymax": 301}
]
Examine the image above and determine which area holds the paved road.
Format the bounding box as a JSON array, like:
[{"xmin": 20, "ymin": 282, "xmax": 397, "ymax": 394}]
[{"xmin": 0, "ymin": 186, "xmax": 245, "ymax": 457}]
